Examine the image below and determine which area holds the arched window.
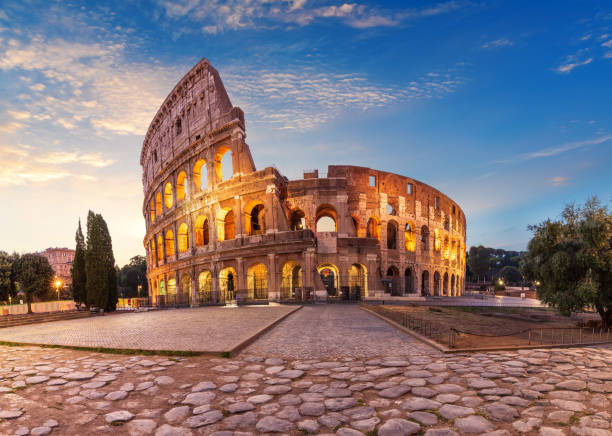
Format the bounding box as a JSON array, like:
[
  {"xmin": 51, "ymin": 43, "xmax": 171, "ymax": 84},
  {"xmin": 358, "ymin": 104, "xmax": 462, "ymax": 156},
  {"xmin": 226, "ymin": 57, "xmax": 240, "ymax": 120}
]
[
  {"xmin": 348, "ymin": 264, "xmax": 367, "ymax": 299},
  {"xmin": 366, "ymin": 217, "xmax": 380, "ymax": 240},
  {"xmin": 175, "ymin": 118, "xmax": 182, "ymax": 136},
  {"xmin": 193, "ymin": 159, "xmax": 207, "ymax": 191},
  {"xmin": 405, "ymin": 268, "xmax": 414, "ymax": 293},
  {"xmin": 215, "ymin": 146, "xmax": 233, "ymax": 182},
  {"xmin": 281, "ymin": 261, "xmax": 302, "ymax": 299},
  {"xmin": 164, "ymin": 182, "xmax": 173, "ymax": 209},
  {"xmin": 387, "ymin": 220, "xmax": 398, "ymax": 250},
  {"xmin": 156, "ymin": 192, "xmax": 162, "ymax": 217},
  {"xmin": 433, "ymin": 271, "xmax": 441, "ymax": 296},
  {"xmin": 443, "ymin": 272, "xmax": 449, "ymax": 296},
  {"xmin": 433, "ymin": 229, "xmax": 441, "ymax": 251},
  {"xmin": 386, "ymin": 266, "xmax": 400, "ymax": 295},
  {"xmin": 198, "ymin": 270, "xmax": 212, "ymax": 298},
  {"xmin": 195, "ymin": 215, "xmax": 209, "ymax": 246},
  {"xmin": 149, "ymin": 199, "xmax": 155, "ymax": 223},
  {"xmin": 315, "ymin": 204, "xmax": 337, "ymax": 232},
  {"xmin": 177, "ymin": 223, "xmax": 189, "ymax": 253},
  {"xmin": 290, "ymin": 209, "xmax": 306, "ymax": 231},
  {"xmin": 247, "ymin": 263, "xmax": 268, "ymax": 300},
  {"xmin": 181, "ymin": 274, "xmax": 192, "ymax": 302},
  {"xmin": 176, "ymin": 171, "xmax": 187, "ymax": 202},
  {"xmin": 156, "ymin": 235, "xmax": 163, "ymax": 262},
  {"xmin": 219, "ymin": 267, "xmax": 236, "ymax": 301},
  {"xmin": 404, "ymin": 222, "xmax": 416, "ymax": 252},
  {"xmin": 421, "ymin": 270, "xmax": 429, "ymax": 295},
  {"xmin": 165, "ymin": 230, "xmax": 174, "ymax": 256},
  {"xmin": 443, "ymin": 236, "xmax": 450, "ymax": 259},
  {"xmin": 318, "ymin": 264, "xmax": 339, "ymax": 296},
  {"xmin": 245, "ymin": 201, "xmax": 265, "ymax": 236}
]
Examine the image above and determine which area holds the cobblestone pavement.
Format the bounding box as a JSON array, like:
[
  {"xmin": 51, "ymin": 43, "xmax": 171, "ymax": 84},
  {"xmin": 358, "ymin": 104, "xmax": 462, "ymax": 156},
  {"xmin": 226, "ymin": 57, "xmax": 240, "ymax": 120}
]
[
  {"xmin": 242, "ymin": 305, "xmax": 436, "ymax": 359},
  {"xmin": 0, "ymin": 306, "xmax": 610, "ymax": 435},
  {"xmin": 0, "ymin": 306, "xmax": 296, "ymax": 352}
]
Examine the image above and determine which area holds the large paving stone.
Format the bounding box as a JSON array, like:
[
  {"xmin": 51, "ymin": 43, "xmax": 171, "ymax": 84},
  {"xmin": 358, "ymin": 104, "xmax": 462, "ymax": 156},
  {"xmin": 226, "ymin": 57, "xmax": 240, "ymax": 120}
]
[
  {"xmin": 454, "ymin": 415, "xmax": 496, "ymax": 434},
  {"xmin": 255, "ymin": 416, "xmax": 294, "ymax": 432},
  {"xmin": 378, "ymin": 418, "xmax": 421, "ymax": 436}
]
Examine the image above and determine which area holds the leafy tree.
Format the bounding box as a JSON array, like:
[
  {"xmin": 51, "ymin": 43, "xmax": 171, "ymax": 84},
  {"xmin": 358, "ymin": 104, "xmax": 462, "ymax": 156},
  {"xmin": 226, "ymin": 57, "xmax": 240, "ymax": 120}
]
[
  {"xmin": 521, "ymin": 197, "xmax": 612, "ymax": 328},
  {"xmin": 118, "ymin": 255, "xmax": 148, "ymax": 298},
  {"xmin": 498, "ymin": 265, "xmax": 522, "ymax": 284},
  {"xmin": 85, "ymin": 211, "xmax": 118, "ymax": 312},
  {"xmin": 70, "ymin": 220, "xmax": 87, "ymax": 306},
  {"xmin": 0, "ymin": 251, "xmax": 17, "ymax": 303},
  {"xmin": 12, "ymin": 253, "xmax": 54, "ymax": 314},
  {"xmin": 467, "ymin": 245, "xmax": 490, "ymax": 281}
]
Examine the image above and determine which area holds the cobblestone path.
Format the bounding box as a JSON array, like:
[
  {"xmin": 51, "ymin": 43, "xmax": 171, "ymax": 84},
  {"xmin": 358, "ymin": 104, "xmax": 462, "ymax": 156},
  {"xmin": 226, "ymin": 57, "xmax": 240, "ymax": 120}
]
[
  {"xmin": 243, "ymin": 305, "xmax": 436, "ymax": 359},
  {"xmin": 0, "ymin": 306, "xmax": 296, "ymax": 352},
  {"xmin": 0, "ymin": 343, "xmax": 610, "ymax": 435}
]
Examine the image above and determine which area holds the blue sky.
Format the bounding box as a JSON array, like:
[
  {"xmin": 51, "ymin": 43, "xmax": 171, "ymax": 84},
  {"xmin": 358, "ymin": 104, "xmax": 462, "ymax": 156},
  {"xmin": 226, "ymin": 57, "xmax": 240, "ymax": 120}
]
[{"xmin": 0, "ymin": 0, "xmax": 611, "ymax": 266}]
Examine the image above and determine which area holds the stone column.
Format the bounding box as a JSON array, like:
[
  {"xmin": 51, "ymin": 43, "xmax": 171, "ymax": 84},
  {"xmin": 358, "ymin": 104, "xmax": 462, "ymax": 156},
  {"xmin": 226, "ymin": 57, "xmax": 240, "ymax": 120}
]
[
  {"xmin": 304, "ymin": 248, "xmax": 314, "ymax": 291},
  {"xmin": 191, "ymin": 265, "xmax": 198, "ymax": 306},
  {"xmin": 267, "ymin": 253, "xmax": 278, "ymax": 302},
  {"xmin": 336, "ymin": 194, "xmax": 352, "ymax": 237},
  {"xmin": 173, "ymin": 222, "xmax": 179, "ymax": 261},
  {"xmin": 162, "ymin": 232, "xmax": 167, "ymax": 265},
  {"xmin": 236, "ymin": 257, "xmax": 246, "ymax": 303},
  {"xmin": 211, "ymin": 260, "xmax": 220, "ymax": 303},
  {"xmin": 188, "ymin": 213, "xmax": 196, "ymax": 255},
  {"xmin": 175, "ymin": 270, "xmax": 181, "ymax": 304},
  {"xmin": 235, "ymin": 195, "xmax": 244, "ymax": 238}
]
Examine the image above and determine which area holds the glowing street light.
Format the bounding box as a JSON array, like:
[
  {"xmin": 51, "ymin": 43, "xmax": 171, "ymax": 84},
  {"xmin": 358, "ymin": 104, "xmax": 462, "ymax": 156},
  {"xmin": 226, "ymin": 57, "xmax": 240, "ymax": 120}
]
[
  {"xmin": 55, "ymin": 279, "xmax": 62, "ymax": 311},
  {"xmin": 534, "ymin": 280, "xmax": 541, "ymax": 286}
]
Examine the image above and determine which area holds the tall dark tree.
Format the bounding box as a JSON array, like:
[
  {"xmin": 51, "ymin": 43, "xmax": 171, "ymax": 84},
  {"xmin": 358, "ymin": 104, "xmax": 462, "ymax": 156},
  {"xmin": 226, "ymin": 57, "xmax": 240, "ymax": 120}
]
[
  {"xmin": 71, "ymin": 220, "xmax": 87, "ymax": 306},
  {"xmin": 85, "ymin": 211, "xmax": 118, "ymax": 312},
  {"xmin": 467, "ymin": 246, "xmax": 490, "ymax": 281},
  {"xmin": 118, "ymin": 255, "xmax": 148, "ymax": 298},
  {"xmin": 12, "ymin": 253, "xmax": 54, "ymax": 314},
  {"xmin": 0, "ymin": 251, "xmax": 17, "ymax": 302},
  {"xmin": 521, "ymin": 197, "xmax": 612, "ymax": 327},
  {"xmin": 498, "ymin": 265, "xmax": 522, "ymax": 284}
]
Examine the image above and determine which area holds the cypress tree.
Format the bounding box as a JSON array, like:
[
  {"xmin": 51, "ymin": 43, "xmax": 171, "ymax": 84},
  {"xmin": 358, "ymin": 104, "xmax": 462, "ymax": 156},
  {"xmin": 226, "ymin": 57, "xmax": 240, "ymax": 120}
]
[
  {"xmin": 85, "ymin": 211, "xmax": 118, "ymax": 311},
  {"xmin": 71, "ymin": 220, "xmax": 87, "ymax": 306},
  {"xmin": 98, "ymin": 214, "xmax": 118, "ymax": 312}
]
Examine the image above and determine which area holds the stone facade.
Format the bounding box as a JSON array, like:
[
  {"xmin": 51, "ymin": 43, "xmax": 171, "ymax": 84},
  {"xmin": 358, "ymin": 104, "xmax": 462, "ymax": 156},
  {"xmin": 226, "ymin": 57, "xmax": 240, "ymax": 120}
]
[
  {"xmin": 140, "ymin": 58, "xmax": 466, "ymax": 305},
  {"xmin": 41, "ymin": 247, "xmax": 75, "ymax": 289}
]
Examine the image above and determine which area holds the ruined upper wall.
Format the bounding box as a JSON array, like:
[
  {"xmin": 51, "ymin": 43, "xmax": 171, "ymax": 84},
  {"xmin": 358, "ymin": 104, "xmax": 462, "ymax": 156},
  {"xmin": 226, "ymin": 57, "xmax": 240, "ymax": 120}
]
[{"xmin": 140, "ymin": 58, "xmax": 243, "ymax": 190}]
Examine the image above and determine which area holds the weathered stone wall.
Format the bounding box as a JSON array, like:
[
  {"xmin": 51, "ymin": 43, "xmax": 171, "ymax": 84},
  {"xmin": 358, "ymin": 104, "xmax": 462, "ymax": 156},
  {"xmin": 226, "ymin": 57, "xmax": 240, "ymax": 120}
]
[{"xmin": 141, "ymin": 59, "xmax": 466, "ymax": 304}]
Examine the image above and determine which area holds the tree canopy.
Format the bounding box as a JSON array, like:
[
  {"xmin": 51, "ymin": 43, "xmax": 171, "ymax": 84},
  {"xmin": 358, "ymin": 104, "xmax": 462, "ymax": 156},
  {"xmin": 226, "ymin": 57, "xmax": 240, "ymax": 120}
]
[
  {"xmin": 71, "ymin": 220, "xmax": 87, "ymax": 305},
  {"xmin": 85, "ymin": 211, "xmax": 118, "ymax": 311},
  {"xmin": 117, "ymin": 255, "xmax": 148, "ymax": 298},
  {"xmin": 520, "ymin": 197, "xmax": 612, "ymax": 328},
  {"xmin": 0, "ymin": 251, "xmax": 17, "ymax": 303},
  {"xmin": 12, "ymin": 253, "xmax": 54, "ymax": 313}
]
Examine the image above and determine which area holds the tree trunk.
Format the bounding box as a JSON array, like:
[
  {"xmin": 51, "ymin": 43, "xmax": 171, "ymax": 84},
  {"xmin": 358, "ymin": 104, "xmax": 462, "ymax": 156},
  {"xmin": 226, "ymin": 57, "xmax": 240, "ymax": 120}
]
[
  {"xmin": 596, "ymin": 305, "xmax": 610, "ymax": 329},
  {"xmin": 26, "ymin": 296, "xmax": 32, "ymax": 314}
]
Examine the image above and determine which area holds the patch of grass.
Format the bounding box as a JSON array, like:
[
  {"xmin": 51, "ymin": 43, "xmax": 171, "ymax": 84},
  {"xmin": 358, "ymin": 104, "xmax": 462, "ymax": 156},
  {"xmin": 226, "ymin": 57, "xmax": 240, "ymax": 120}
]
[
  {"xmin": 221, "ymin": 351, "xmax": 231, "ymax": 358},
  {"xmin": 569, "ymin": 415, "xmax": 579, "ymax": 425},
  {"xmin": 357, "ymin": 398, "xmax": 366, "ymax": 406},
  {"xmin": 365, "ymin": 430, "xmax": 378, "ymax": 436},
  {"xmin": 332, "ymin": 425, "xmax": 343, "ymax": 432},
  {"xmin": 222, "ymin": 409, "xmax": 231, "ymax": 417}
]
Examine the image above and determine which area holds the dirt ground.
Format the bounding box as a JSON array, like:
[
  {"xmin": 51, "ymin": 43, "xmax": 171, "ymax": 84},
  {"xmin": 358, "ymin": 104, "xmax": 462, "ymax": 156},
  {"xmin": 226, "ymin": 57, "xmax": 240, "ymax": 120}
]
[{"xmin": 367, "ymin": 305, "xmax": 604, "ymax": 348}]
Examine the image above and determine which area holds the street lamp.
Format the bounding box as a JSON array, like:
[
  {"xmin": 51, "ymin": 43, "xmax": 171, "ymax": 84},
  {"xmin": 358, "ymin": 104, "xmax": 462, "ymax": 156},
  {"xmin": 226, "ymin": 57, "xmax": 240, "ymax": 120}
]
[{"xmin": 55, "ymin": 279, "xmax": 62, "ymax": 311}]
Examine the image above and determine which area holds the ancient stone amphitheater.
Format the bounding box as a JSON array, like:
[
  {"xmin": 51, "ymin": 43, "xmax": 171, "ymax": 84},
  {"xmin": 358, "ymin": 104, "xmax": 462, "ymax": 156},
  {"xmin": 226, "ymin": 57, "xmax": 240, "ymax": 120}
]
[{"xmin": 141, "ymin": 59, "xmax": 466, "ymax": 305}]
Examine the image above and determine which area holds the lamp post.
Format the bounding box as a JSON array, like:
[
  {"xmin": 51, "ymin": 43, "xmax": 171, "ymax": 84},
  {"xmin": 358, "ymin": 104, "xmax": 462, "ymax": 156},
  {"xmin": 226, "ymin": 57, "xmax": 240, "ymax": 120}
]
[{"xmin": 55, "ymin": 279, "xmax": 62, "ymax": 312}]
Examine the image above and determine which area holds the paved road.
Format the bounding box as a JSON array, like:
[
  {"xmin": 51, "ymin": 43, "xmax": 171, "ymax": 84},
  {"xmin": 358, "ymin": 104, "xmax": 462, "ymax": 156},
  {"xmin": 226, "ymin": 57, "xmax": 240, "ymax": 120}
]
[{"xmin": 243, "ymin": 305, "xmax": 437, "ymax": 359}]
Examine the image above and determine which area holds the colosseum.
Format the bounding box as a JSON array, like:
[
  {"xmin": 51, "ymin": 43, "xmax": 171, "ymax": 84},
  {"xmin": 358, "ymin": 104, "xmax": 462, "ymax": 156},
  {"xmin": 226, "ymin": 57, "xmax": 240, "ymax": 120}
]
[{"xmin": 141, "ymin": 58, "xmax": 466, "ymax": 306}]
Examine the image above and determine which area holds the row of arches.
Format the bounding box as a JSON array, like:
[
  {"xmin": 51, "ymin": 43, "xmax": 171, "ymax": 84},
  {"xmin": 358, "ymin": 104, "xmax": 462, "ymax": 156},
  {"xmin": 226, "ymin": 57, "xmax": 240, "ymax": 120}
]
[
  {"xmin": 420, "ymin": 270, "xmax": 464, "ymax": 296},
  {"xmin": 148, "ymin": 148, "xmax": 233, "ymax": 224}
]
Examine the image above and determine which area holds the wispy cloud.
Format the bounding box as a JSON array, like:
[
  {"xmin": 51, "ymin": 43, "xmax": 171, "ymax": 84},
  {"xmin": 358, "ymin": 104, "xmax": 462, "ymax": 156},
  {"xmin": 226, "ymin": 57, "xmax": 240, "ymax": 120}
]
[
  {"xmin": 556, "ymin": 56, "xmax": 593, "ymax": 73},
  {"xmin": 549, "ymin": 176, "xmax": 568, "ymax": 186},
  {"xmin": 481, "ymin": 38, "xmax": 513, "ymax": 49},
  {"xmin": 155, "ymin": 0, "xmax": 463, "ymax": 34},
  {"xmin": 223, "ymin": 64, "xmax": 464, "ymax": 130}
]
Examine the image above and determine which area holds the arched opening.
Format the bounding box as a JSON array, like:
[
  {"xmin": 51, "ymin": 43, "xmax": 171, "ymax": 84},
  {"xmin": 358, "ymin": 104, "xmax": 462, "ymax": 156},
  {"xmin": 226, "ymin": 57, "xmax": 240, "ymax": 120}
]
[
  {"xmin": 433, "ymin": 271, "xmax": 441, "ymax": 296},
  {"xmin": 315, "ymin": 204, "xmax": 337, "ymax": 232},
  {"xmin": 443, "ymin": 236, "xmax": 450, "ymax": 259},
  {"xmin": 247, "ymin": 263, "xmax": 268, "ymax": 300},
  {"xmin": 177, "ymin": 223, "xmax": 189, "ymax": 253},
  {"xmin": 164, "ymin": 182, "xmax": 173, "ymax": 209},
  {"xmin": 317, "ymin": 264, "xmax": 339, "ymax": 296},
  {"xmin": 387, "ymin": 220, "xmax": 398, "ymax": 250},
  {"xmin": 165, "ymin": 230, "xmax": 175, "ymax": 257},
  {"xmin": 281, "ymin": 261, "xmax": 302, "ymax": 299},
  {"xmin": 167, "ymin": 277, "xmax": 177, "ymax": 304},
  {"xmin": 348, "ymin": 263, "xmax": 367, "ymax": 299},
  {"xmin": 176, "ymin": 171, "xmax": 187, "ymax": 202},
  {"xmin": 156, "ymin": 235, "xmax": 163, "ymax": 262},
  {"xmin": 198, "ymin": 270, "xmax": 212, "ymax": 303},
  {"xmin": 215, "ymin": 146, "xmax": 233, "ymax": 183},
  {"xmin": 450, "ymin": 239, "xmax": 457, "ymax": 260},
  {"xmin": 404, "ymin": 222, "xmax": 416, "ymax": 252},
  {"xmin": 181, "ymin": 273, "xmax": 192, "ymax": 304},
  {"xmin": 194, "ymin": 215, "xmax": 209, "ymax": 246},
  {"xmin": 405, "ymin": 268, "xmax": 414, "ymax": 293},
  {"xmin": 420, "ymin": 226, "xmax": 429, "ymax": 251},
  {"xmin": 366, "ymin": 217, "xmax": 380, "ymax": 240},
  {"xmin": 385, "ymin": 266, "xmax": 400, "ymax": 296},
  {"xmin": 193, "ymin": 159, "xmax": 208, "ymax": 191},
  {"xmin": 216, "ymin": 208, "xmax": 235, "ymax": 241},
  {"xmin": 443, "ymin": 272, "xmax": 449, "ymax": 296},
  {"xmin": 219, "ymin": 267, "xmax": 236, "ymax": 302},
  {"xmin": 451, "ymin": 274, "xmax": 455, "ymax": 296},
  {"xmin": 433, "ymin": 229, "xmax": 441, "ymax": 251},
  {"xmin": 149, "ymin": 199, "xmax": 155, "ymax": 223},
  {"xmin": 155, "ymin": 192, "xmax": 162, "ymax": 217},
  {"xmin": 289, "ymin": 209, "xmax": 306, "ymax": 231},
  {"xmin": 421, "ymin": 270, "xmax": 429, "ymax": 295},
  {"xmin": 245, "ymin": 201, "xmax": 265, "ymax": 236},
  {"xmin": 159, "ymin": 279, "xmax": 166, "ymax": 296}
]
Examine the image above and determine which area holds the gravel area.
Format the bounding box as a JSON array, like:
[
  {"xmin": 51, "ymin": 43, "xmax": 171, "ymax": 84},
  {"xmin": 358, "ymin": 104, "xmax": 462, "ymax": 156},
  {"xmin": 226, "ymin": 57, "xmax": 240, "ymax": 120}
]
[{"xmin": 0, "ymin": 306, "xmax": 297, "ymax": 352}]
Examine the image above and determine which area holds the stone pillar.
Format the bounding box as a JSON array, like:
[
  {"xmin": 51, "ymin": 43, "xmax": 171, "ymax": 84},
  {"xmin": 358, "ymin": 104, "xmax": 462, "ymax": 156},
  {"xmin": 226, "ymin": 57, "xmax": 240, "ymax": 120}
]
[
  {"xmin": 175, "ymin": 270, "xmax": 181, "ymax": 304},
  {"xmin": 267, "ymin": 253, "xmax": 278, "ymax": 302},
  {"xmin": 162, "ymin": 232, "xmax": 167, "ymax": 264},
  {"xmin": 211, "ymin": 260, "xmax": 220, "ymax": 303},
  {"xmin": 304, "ymin": 249, "xmax": 314, "ymax": 289},
  {"xmin": 235, "ymin": 195, "xmax": 244, "ymax": 238},
  {"xmin": 265, "ymin": 184, "xmax": 278, "ymax": 233},
  {"xmin": 191, "ymin": 265, "xmax": 198, "ymax": 306},
  {"xmin": 173, "ymin": 222, "xmax": 179, "ymax": 261},
  {"xmin": 336, "ymin": 194, "xmax": 352, "ymax": 237},
  {"xmin": 236, "ymin": 257, "xmax": 246, "ymax": 303},
  {"xmin": 188, "ymin": 213, "xmax": 196, "ymax": 255}
]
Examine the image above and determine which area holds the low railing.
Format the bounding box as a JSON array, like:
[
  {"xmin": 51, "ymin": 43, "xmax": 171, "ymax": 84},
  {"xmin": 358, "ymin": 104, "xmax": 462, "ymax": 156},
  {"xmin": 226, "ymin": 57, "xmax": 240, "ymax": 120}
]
[{"xmin": 365, "ymin": 305, "xmax": 449, "ymax": 342}]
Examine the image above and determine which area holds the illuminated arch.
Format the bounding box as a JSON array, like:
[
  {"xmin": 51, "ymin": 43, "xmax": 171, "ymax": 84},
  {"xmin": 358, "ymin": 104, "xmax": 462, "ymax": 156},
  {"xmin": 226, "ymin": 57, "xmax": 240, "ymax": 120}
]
[
  {"xmin": 366, "ymin": 216, "xmax": 380, "ymax": 240},
  {"xmin": 420, "ymin": 226, "xmax": 430, "ymax": 251},
  {"xmin": 193, "ymin": 159, "xmax": 207, "ymax": 191},
  {"xmin": 280, "ymin": 261, "xmax": 302, "ymax": 299},
  {"xmin": 194, "ymin": 215, "xmax": 209, "ymax": 246},
  {"xmin": 176, "ymin": 171, "xmax": 187, "ymax": 202},
  {"xmin": 289, "ymin": 209, "xmax": 306, "ymax": 231},
  {"xmin": 386, "ymin": 266, "xmax": 400, "ymax": 295},
  {"xmin": 216, "ymin": 208, "xmax": 235, "ymax": 241},
  {"xmin": 164, "ymin": 182, "xmax": 173, "ymax": 209},
  {"xmin": 219, "ymin": 266, "xmax": 236, "ymax": 301},
  {"xmin": 404, "ymin": 222, "xmax": 416, "ymax": 252},
  {"xmin": 149, "ymin": 198, "xmax": 155, "ymax": 223},
  {"xmin": 244, "ymin": 200, "xmax": 265, "ymax": 236},
  {"xmin": 433, "ymin": 229, "xmax": 441, "ymax": 251},
  {"xmin": 177, "ymin": 222, "xmax": 189, "ymax": 253},
  {"xmin": 181, "ymin": 273, "xmax": 192, "ymax": 302},
  {"xmin": 155, "ymin": 192, "xmax": 162, "ymax": 217},
  {"xmin": 387, "ymin": 220, "xmax": 398, "ymax": 250},
  {"xmin": 247, "ymin": 263, "xmax": 268, "ymax": 300},
  {"xmin": 433, "ymin": 271, "xmax": 441, "ymax": 296},
  {"xmin": 165, "ymin": 229, "xmax": 175, "ymax": 256},
  {"xmin": 167, "ymin": 277, "xmax": 177, "ymax": 295},
  {"xmin": 156, "ymin": 235, "xmax": 163, "ymax": 262},
  {"xmin": 443, "ymin": 235, "xmax": 450, "ymax": 259},
  {"xmin": 317, "ymin": 263, "xmax": 340, "ymax": 296},
  {"xmin": 348, "ymin": 263, "xmax": 367, "ymax": 298},
  {"xmin": 315, "ymin": 204, "xmax": 337, "ymax": 232},
  {"xmin": 198, "ymin": 270, "xmax": 212, "ymax": 300}
]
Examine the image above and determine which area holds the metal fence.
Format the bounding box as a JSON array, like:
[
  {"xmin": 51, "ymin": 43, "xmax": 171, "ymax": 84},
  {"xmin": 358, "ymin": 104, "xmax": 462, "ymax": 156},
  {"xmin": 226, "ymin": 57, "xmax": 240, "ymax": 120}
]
[{"xmin": 365, "ymin": 305, "xmax": 450, "ymax": 342}]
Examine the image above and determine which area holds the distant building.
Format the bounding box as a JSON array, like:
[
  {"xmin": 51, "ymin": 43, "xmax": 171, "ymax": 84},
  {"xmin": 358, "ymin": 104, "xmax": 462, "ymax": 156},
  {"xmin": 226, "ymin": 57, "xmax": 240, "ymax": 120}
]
[{"xmin": 42, "ymin": 247, "xmax": 75, "ymax": 288}]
